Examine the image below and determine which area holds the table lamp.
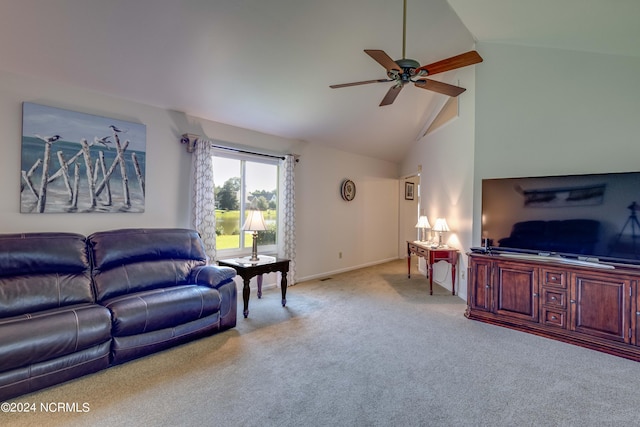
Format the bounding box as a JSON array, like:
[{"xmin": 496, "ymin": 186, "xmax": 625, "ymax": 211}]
[
  {"xmin": 432, "ymin": 218, "xmax": 450, "ymax": 248},
  {"xmin": 242, "ymin": 210, "xmax": 267, "ymax": 261},
  {"xmin": 415, "ymin": 216, "xmax": 431, "ymax": 242}
]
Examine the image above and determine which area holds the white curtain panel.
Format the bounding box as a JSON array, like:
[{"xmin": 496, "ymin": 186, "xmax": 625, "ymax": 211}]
[
  {"xmin": 278, "ymin": 154, "xmax": 297, "ymax": 285},
  {"xmin": 191, "ymin": 138, "xmax": 217, "ymax": 262}
]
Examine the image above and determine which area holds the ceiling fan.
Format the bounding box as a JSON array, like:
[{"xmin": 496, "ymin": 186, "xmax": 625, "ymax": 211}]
[{"xmin": 329, "ymin": 0, "xmax": 483, "ymax": 106}]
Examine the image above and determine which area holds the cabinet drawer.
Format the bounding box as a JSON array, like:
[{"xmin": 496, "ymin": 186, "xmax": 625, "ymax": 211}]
[
  {"xmin": 541, "ymin": 269, "xmax": 567, "ymax": 289},
  {"xmin": 431, "ymin": 250, "xmax": 452, "ymax": 261},
  {"xmin": 542, "ymin": 308, "xmax": 567, "ymax": 329},
  {"xmin": 542, "ymin": 288, "xmax": 567, "ymax": 308}
]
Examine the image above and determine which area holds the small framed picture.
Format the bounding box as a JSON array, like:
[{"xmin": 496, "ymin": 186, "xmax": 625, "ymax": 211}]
[{"xmin": 405, "ymin": 182, "xmax": 414, "ymax": 200}]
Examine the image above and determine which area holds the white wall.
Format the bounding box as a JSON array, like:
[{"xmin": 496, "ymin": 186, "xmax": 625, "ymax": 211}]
[
  {"xmin": 399, "ymin": 42, "xmax": 640, "ymax": 300},
  {"xmin": 473, "ymin": 43, "xmax": 640, "ymax": 244},
  {"xmin": 0, "ymin": 70, "xmax": 193, "ymax": 233},
  {"xmin": 400, "ymin": 65, "xmax": 476, "ymax": 298},
  {"xmin": 295, "ymin": 143, "xmax": 399, "ymax": 281},
  {"xmin": 0, "ymin": 69, "xmax": 400, "ymax": 282}
]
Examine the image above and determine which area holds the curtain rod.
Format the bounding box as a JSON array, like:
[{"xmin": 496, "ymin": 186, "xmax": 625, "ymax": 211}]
[
  {"xmin": 210, "ymin": 144, "xmax": 285, "ymax": 161},
  {"xmin": 181, "ymin": 133, "xmax": 293, "ymax": 161}
]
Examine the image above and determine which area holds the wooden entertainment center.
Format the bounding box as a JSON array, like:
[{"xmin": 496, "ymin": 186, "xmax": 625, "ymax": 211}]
[{"xmin": 466, "ymin": 252, "xmax": 640, "ymax": 361}]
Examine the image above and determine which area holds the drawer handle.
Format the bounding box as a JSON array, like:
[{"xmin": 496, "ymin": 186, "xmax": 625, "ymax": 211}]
[
  {"xmin": 550, "ymin": 296, "xmax": 557, "ymax": 301},
  {"xmin": 551, "ymin": 315, "xmax": 557, "ymax": 320},
  {"xmin": 550, "ymin": 276, "xmax": 557, "ymax": 281}
]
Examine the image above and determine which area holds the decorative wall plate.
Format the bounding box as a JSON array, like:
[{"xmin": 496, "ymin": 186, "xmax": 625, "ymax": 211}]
[{"xmin": 341, "ymin": 179, "xmax": 356, "ymax": 201}]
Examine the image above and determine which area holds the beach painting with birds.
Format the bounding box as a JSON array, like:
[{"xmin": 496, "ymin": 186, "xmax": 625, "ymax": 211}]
[{"xmin": 21, "ymin": 102, "xmax": 146, "ymax": 213}]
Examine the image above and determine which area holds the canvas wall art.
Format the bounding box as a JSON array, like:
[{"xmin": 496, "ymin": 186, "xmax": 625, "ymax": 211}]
[{"xmin": 21, "ymin": 103, "xmax": 146, "ymax": 213}]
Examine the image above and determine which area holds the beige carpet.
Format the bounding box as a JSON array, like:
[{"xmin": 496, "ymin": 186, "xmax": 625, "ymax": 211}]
[{"xmin": 4, "ymin": 259, "xmax": 640, "ymax": 426}]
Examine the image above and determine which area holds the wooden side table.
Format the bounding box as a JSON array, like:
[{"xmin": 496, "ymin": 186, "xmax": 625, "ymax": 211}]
[
  {"xmin": 407, "ymin": 241, "xmax": 459, "ymax": 295},
  {"xmin": 217, "ymin": 257, "xmax": 290, "ymax": 318}
]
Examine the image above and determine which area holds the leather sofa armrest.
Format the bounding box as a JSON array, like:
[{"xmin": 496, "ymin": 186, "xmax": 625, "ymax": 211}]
[
  {"xmin": 191, "ymin": 265, "xmax": 236, "ymax": 288},
  {"xmin": 191, "ymin": 265, "xmax": 238, "ymax": 330}
]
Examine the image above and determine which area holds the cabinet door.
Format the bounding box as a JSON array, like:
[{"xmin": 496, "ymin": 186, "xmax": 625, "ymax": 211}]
[
  {"xmin": 495, "ymin": 262, "xmax": 539, "ymax": 322},
  {"xmin": 469, "ymin": 257, "xmax": 493, "ymax": 312},
  {"xmin": 570, "ymin": 272, "xmax": 631, "ymax": 343}
]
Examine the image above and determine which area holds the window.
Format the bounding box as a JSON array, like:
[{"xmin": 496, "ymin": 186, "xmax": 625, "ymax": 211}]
[{"xmin": 212, "ymin": 151, "xmax": 278, "ymax": 256}]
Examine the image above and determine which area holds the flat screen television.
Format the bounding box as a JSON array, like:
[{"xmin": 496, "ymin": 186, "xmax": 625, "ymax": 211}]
[{"xmin": 481, "ymin": 171, "xmax": 640, "ymax": 265}]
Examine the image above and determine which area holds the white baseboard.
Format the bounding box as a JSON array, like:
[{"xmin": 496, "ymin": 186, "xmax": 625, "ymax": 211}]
[{"xmin": 296, "ymin": 257, "xmax": 399, "ymax": 283}]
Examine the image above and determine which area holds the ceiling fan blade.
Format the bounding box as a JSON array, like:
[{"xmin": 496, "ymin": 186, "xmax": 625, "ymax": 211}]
[
  {"xmin": 380, "ymin": 84, "xmax": 403, "ymax": 106},
  {"xmin": 415, "ymin": 50, "xmax": 483, "ymax": 76},
  {"xmin": 414, "ymin": 79, "xmax": 466, "ymax": 97},
  {"xmin": 364, "ymin": 49, "xmax": 401, "ymax": 72},
  {"xmin": 330, "ymin": 79, "xmax": 391, "ymax": 89}
]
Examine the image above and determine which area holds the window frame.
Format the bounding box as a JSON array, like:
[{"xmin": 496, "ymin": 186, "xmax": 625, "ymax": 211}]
[{"xmin": 212, "ymin": 149, "xmax": 279, "ymax": 258}]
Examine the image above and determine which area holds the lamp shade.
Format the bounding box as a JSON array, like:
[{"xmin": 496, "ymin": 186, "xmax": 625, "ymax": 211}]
[
  {"xmin": 242, "ymin": 210, "xmax": 267, "ymax": 231},
  {"xmin": 432, "ymin": 218, "xmax": 450, "ymax": 232},
  {"xmin": 415, "ymin": 216, "xmax": 431, "ymax": 229}
]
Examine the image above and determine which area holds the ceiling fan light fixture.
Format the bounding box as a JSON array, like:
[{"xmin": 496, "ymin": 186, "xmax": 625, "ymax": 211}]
[{"xmin": 387, "ymin": 69, "xmax": 400, "ymax": 79}]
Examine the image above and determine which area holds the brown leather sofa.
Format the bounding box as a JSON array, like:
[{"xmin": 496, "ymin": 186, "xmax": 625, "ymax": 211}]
[{"xmin": 0, "ymin": 228, "xmax": 237, "ymax": 401}]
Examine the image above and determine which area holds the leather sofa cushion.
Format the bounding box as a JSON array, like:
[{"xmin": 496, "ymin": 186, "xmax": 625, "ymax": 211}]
[
  {"xmin": 0, "ymin": 304, "xmax": 112, "ymax": 372},
  {"xmin": 88, "ymin": 228, "xmax": 210, "ymax": 302},
  {"xmin": 103, "ymin": 285, "xmax": 222, "ymax": 337},
  {"xmin": 88, "ymin": 228, "xmax": 207, "ymax": 271},
  {"xmin": 0, "ymin": 341, "xmax": 110, "ymax": 402},
  {"xmin": 0, "ymin": 273, "xmax": 94, "ymax": 318},
  {"xmin": 0, "ymin": 233, "xmax": 94, "ymax": 317},
  {"xmin": 110, "ymin": 315, "xmax": 220, "ymax": 365},
  {"xmin": 92, "ymin": 259, "xmax": 203, "ymax": 302},
  {"xmin": 0, "ymin": 232, "xmax": 89, "ymax": 276}
]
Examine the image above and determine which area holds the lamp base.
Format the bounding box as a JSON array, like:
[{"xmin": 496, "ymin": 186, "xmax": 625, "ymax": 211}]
[{"xmin": 249, "ymin": 231, "xmax": 260, "ymax": 261}]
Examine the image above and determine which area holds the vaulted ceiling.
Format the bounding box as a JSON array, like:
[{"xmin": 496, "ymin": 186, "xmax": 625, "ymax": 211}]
[{"xmin": 1, "ymin": 1, "xmax": 638, "ymax": 162}]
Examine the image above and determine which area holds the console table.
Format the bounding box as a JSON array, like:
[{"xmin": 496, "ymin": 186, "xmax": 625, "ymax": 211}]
[
  {"xmin": 407, "ymin": 241, "xmax": 459, "ymax": 295},
  {"xmin": 217, "ymin": 257, "xmax": 290, "ymax": 318}
]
